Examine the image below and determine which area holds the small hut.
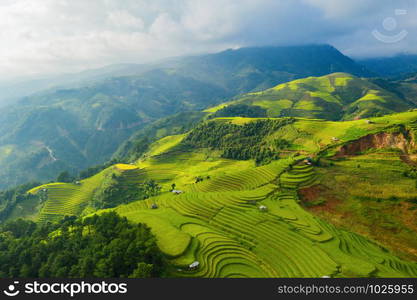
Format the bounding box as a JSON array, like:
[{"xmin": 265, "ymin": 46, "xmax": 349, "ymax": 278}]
[
  {"xmin": 172, "ymin": 190, "xmax": 183, "ymax": 195},
  {"xmin": 189, "ymin": 261, "xmax": 200, "ymax": 270},
  {"xmin": 258, "ymin": 205, "xmax": 268, "ymax": 212},
  {"xmin": 331, "ymin": 137, "xmax": 339, "ymax": 142},
  {"xmin": 151, "ymin": 203, "xmax": 158, "ymax": 209},
  {"xmin": 304, "ymin": 157, "xmax": 313, "ymax": 165}
]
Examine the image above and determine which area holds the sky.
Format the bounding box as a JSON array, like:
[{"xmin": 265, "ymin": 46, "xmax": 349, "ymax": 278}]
[{"xmin": 2, "ymin": 0, "xmax": 417, "ymax": 79}]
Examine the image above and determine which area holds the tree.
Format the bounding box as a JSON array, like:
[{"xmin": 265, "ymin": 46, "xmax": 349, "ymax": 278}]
[
  {"xmin": 129, "ymin": 262, "xmax": 153, "ymax": 278},
  {"xmin": 56, "ymin": 171, "xmax": 72, "ymax": 183}
]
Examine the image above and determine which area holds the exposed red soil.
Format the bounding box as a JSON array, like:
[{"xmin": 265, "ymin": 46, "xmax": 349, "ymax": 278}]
[
  {"xmin": 400, "ymin": 153, "xmax": 417, "ymax": 167},
  {"xmin": 298, "ymin": 184, "xmax": 323, "ymax": 201},
  {"xmin": 298, "ymin": 184, "xmax": 341, "ymax": 213},
  {"xmin": 336, "ymin": 131, "xmax": 414, "ymax": 157},
  {"xmin": 395, "ymin": 202, "xmax": 417, "ymax": 233}
]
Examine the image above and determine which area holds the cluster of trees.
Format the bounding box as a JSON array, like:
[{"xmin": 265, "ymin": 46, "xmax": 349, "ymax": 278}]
[
  {"xmin": 402, "ymin": 167, "xmax": 417, "ymax": 189},
  {"xmin": 195, "ymin": 176, "xmax": 210, "ymax": 183},
  {"xmin": 274, "ymin": 138, "xmax": 292, "ymax": 150},
  {"xmin": 403, "ymin": 167, "xmax": 417, "ymax": 179},
  {"xmin": 211, "ymin": 104, "xmax": 267, "ymax": 118},
  {"xmin": 117, "ymin": 137, "xmax": 151, "ymax": 163},
  {"xmin": 223, "ymin": 147, "xmax": 279, "ymax": 165},
  {"xmin": 183, "ymin": 119, "xmax": 294, "ymax": 165},
  {"xmin": 56, "ymin": 171, "xmax": 73, "ymax": 183},
  {"xmin": 92, "ymin": 172, "xmax": 161, "ymax": 209},
  {"xmin": 0, "ymin": 212, "xmax": 168, "ymax": 278},
  {"xmin": 115, "ymin": 112, "xmax": 207, "ymax": 163},
  {"xmin": 0, "ymin": 182, "xmax": 41, "ymax": 222}
]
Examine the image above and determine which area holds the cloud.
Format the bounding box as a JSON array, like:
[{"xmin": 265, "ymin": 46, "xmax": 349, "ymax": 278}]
[
  {"xmin": 107, "ymin": 10, "xmax": 145, "ymax": 30},
  {"xmin": 1, "ymin": 0, "xmax": 417, "ymax": 79}
]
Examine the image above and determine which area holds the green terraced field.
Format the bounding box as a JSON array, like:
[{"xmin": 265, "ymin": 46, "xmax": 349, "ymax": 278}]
[
  {"xmin": 32, "ymin": 175, "xmax": 105, "ymax": 223},
  {"xmin": 26, "ymin": 112, "xmax": 417, "ymax": 277},
  {"xmin": 89, "ymin": 158, "xmax": 417, "ymax": 278},
  {"xmin": 30, "ymin": 164, "xmax": 148, "ymax": 223}
]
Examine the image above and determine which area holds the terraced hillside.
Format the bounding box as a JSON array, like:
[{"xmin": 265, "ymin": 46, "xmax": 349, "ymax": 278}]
[
  {"xmin": 26, "ymin": 111, "xmax": 417, "ymax": 277},
  {"xmin": 101, "ymin": 160, "xmax": 417, "ymax": 277},
  {"xmin": 207, "ymin": 73, "xmax": 414, "ymax": 120},
  {"xmin": 28, "ymin": 164, "xmax": 147, "ymax": 223}
]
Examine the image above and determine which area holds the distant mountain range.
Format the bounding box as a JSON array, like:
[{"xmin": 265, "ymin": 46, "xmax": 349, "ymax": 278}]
[
  {"xmin": 3, "ymin": 47, "xmax": 417, "ymax": 106},
  {"xmin": 0, "ymin": 63, "xmax": 152, "ymax": 105},
  {"xmin": 0, "ymin": 44, "xmax": 371, "ymax": 105},
  {"xmin": 360, "ymin": 54, "xmax": 417, "ymax": 77}
]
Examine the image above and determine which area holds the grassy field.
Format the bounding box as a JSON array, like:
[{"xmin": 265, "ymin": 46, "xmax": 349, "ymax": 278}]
[{"xmin": 25, "ymin": 111, "xmax": 417, "ymax": 277}]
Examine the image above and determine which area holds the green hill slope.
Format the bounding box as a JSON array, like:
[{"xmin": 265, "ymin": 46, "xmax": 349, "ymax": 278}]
[
  {"xmin": 208, "ymin": 73, "xmax": 414, "ymax": 121},
  {"xmin": 21, "ymin": 111, "xmax": 417, "ymax": 277},
  {"xmin": 116, "ymin": 73, "xmax": 417, "ymax": 164}
]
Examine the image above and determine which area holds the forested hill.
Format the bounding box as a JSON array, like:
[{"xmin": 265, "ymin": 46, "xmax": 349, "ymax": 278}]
[{"xmin": 0, "ymin": 212, "xmax": 168, "ymax": 277}]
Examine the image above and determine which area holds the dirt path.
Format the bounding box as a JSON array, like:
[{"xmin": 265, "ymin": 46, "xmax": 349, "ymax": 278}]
[{"xmin": 45, "ymin": 146, "xmax": 57, "ymax": 161}]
